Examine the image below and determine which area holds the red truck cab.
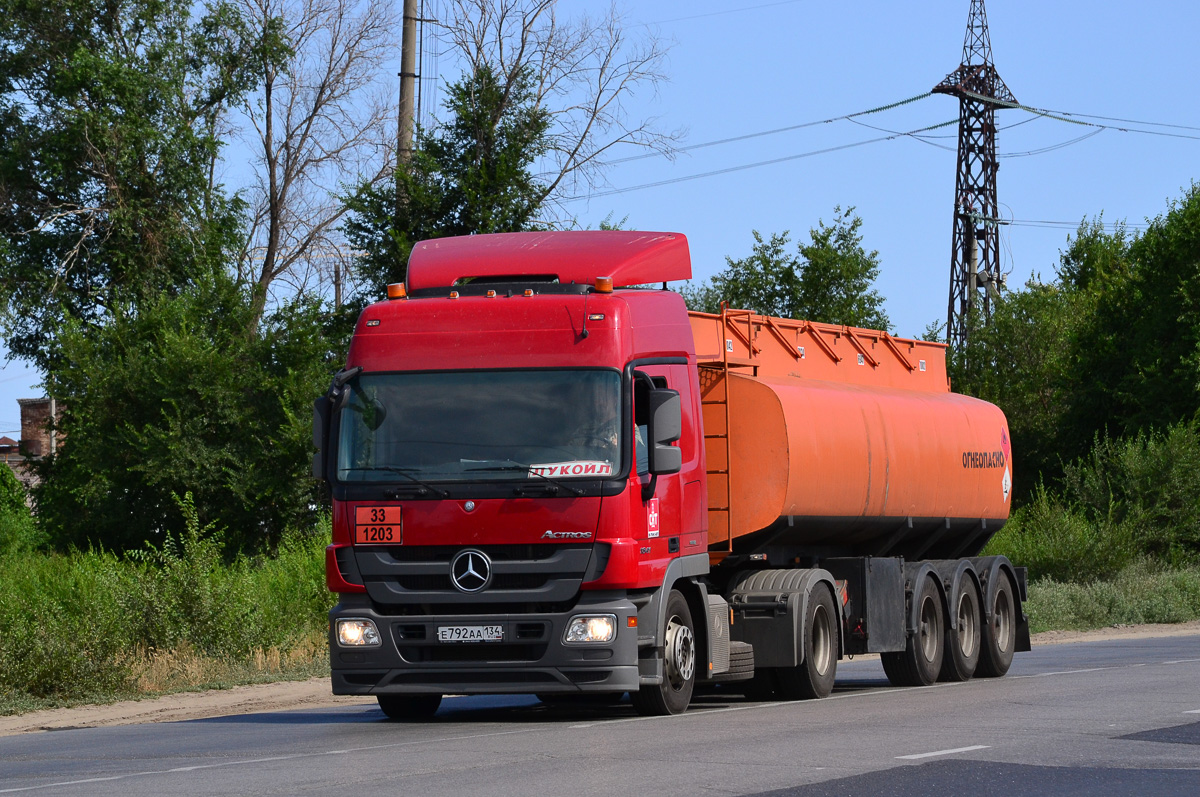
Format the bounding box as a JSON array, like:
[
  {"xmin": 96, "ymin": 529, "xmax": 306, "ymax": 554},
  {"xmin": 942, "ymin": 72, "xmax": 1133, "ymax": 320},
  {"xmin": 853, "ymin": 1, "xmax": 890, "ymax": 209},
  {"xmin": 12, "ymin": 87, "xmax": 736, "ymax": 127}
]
[{"xmin": 314, "ymin": 232, "xmax": 711, "ymax": 716}]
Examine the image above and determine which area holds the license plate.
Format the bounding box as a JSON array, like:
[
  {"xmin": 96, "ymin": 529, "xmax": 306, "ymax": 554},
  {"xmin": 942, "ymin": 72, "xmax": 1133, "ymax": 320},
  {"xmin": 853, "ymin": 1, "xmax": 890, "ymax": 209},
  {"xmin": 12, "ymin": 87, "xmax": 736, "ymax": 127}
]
[{"xmin": 437, "ymin": 625, "xmax": 503, "ymax": 643}]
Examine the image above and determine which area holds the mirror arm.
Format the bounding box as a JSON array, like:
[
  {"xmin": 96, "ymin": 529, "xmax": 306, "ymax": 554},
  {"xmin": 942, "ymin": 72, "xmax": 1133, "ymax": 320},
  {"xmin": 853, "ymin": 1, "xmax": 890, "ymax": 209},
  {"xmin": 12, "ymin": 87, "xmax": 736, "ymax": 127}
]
[{"xmin": 641, "ymin": 473, "xmax": 658, "ymax": 503}]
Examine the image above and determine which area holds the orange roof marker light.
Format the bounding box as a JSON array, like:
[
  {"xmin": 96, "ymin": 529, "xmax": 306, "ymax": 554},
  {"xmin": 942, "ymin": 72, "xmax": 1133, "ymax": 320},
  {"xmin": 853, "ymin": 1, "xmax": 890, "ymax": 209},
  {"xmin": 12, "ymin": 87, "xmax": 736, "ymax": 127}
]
[
  {"xmin": 595, "ymin": 276, "xmax": 613, "ymax": 293},
  {"xmin": 386, "ymin": 283, "xmax": 407, "ymax": 300}
]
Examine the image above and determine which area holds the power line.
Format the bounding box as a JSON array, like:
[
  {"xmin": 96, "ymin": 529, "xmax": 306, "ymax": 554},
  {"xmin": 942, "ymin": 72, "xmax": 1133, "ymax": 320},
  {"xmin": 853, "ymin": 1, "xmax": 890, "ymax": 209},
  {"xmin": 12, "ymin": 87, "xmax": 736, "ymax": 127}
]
[
  {"xmin": 603, "ymin": 92, "xmax": 934, "ymax": 166},
  {"xmin": 1007, "ymin": 218, "xmax": 1149, "ymax": 231},
  {"xmin": 960, "ymin": 90, "xmax": 1200, "ymax": 142},
  {"xmin": 575, "ymin": 119, "xmax": 956, "ymax": 201}
]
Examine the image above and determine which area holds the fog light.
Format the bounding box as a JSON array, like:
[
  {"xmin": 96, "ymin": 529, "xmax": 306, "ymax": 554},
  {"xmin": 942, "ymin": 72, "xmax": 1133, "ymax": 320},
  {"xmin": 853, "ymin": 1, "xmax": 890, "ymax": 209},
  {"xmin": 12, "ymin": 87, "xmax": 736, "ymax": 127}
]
[
  {"xmin": 563, "ymin": 614, "xmax": 616, "ymax": 644},
  {"xmin": 336, "ymin": 618, "xmax": 381, "ymax": 647}
]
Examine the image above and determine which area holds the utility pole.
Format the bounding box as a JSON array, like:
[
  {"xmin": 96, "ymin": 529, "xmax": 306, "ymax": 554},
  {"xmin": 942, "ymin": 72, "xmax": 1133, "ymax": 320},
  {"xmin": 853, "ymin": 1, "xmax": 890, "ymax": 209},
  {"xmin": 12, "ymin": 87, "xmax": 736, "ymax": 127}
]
[
  {"xmin": 397, "ymin": 0, "xmax": 419, "ymax": 167},
  {"xmin": 933, "ymin": 0, "xmax": 1015, "ymax": 350}
]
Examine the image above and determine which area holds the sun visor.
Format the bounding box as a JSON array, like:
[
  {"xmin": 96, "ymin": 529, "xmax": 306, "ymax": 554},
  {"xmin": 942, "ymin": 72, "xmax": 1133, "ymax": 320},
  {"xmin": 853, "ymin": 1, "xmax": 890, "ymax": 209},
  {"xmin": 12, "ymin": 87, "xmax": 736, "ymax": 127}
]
[{"xmin": 405, "ymin": 231, "xmax": 692, "ymax": 291}]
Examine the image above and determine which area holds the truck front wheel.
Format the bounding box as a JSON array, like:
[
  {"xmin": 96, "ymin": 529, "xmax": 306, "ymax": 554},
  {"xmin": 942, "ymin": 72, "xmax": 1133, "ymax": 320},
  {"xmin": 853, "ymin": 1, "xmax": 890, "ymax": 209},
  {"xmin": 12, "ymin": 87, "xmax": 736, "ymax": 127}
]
[
  {"xmin": 377, "ymin": 694, "xmax": 442, "ymax": 720},
  {"xmin": 632, "ymin": 590, "xmax": 696, "ymax": 716},
  {"xmin": 776, "ymin": 585, "xmax": 838, "ymax": 699}
]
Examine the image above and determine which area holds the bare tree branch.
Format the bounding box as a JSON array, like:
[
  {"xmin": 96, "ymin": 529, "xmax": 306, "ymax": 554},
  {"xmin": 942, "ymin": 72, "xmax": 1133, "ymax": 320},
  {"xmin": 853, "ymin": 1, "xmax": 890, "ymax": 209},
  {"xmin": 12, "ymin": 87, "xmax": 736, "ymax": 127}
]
[
  {"xmin": 236, "ymin": 0, "xmax": 400, "ymax": 324},
  {"xmin": 435, "ymin": 0, "xmax": 680, "ymax": 222}
]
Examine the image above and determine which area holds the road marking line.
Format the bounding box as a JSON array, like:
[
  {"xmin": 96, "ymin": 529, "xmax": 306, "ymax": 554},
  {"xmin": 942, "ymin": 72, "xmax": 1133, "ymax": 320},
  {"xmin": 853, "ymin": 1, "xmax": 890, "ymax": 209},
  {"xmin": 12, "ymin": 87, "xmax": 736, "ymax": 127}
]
[
  {"xmin": 896, "ymin": 745, "xmax": 990, "ymax": 760},
  {"xmin": 1185, "ymin": 710, "xmax": 1200, "ymax": 714},
  {"xmin": 1164, "ymin": 659, "xmax": 1200, "ymax": 665},
  {"xmin": 1012, "ymin": 667, "xmax": 1112, "ymax": 678},
  {"xmin": 0, "ymin": 726, "xmax": 544, "ymax": 794}
]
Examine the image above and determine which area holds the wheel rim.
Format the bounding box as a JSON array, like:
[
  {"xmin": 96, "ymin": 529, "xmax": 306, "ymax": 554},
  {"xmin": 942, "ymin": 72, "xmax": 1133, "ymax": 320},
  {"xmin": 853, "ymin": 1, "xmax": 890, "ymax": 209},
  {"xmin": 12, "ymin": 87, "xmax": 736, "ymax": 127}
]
[
  {"xmin": 664, "ymin": 614, "xmax": 695, "ymax": 690},
  {"xmin": 918, "ymin": 594, "xmax": 939, "ymax": 662},
  {"xmin": 957, "ymin": 590, "xmax": 978, "ymax": 658},
  {"xmin": 993, "ymin": 589, "xmax": 1013, "ymax": 654},
  {"xmin": 810, "ymin": 603, "xmax": 832, "ymax": 676}
]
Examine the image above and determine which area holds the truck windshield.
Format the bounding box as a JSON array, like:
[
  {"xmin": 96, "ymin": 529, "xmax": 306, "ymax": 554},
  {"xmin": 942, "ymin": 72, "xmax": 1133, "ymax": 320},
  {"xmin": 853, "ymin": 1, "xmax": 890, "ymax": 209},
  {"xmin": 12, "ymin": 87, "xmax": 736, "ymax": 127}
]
[{"xmin": 336, "ymin": 370, "xmax": 623, "ymax": 483}]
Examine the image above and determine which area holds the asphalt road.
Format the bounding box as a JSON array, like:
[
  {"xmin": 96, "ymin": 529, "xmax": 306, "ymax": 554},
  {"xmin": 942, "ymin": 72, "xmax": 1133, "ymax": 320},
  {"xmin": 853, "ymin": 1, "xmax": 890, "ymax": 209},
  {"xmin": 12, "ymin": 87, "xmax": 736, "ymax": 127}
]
[{"xmin": 2, "ymin": 635, "xmax": 1198, "ymax": 796}]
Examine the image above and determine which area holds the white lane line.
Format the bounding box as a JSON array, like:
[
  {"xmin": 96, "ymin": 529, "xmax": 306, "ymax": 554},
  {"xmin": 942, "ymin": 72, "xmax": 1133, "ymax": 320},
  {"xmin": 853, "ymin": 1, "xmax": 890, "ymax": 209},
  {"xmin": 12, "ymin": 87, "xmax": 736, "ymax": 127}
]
[
  {"xmin": 1012, "ymin": 667, "xmax": 1113, "ymax": 679},
  {"xmin": 1185, "ymin": 709, "xmax": 1200, "ymax": 714},
  {"xmin": 896, "ymin": 745, "xmax": 990, "ymax": 760},
  {"xmin": 0, "ymin": 726, "xmax": 543, "ymax": 794},
  {"xmin": 1164, "ymin": 659, "xmax": 1200, "ymax": 665}
]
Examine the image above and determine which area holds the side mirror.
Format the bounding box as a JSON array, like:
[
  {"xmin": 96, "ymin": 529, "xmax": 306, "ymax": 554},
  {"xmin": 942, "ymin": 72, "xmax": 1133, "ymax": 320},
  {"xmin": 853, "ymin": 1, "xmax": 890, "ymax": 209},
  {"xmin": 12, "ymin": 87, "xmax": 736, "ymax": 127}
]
[
  {"xmin": 648, "ymin": 389, "xmax": 682, "ymax": 475},
  {"xmin": 312, "ymin": 396, "xmax": 330, "ymax": 480}
]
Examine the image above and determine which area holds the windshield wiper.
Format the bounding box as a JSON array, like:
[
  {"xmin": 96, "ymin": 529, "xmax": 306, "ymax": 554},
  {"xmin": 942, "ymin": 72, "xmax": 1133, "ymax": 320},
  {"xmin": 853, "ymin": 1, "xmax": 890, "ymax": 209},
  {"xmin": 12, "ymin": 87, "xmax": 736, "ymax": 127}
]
[
  {"xmin": 342, "ymin": 466, "xmax": 448, "ymax": 498},
  {"xmin": 464, "ymin": 460, "xmax": 584, "ymax": 497}
]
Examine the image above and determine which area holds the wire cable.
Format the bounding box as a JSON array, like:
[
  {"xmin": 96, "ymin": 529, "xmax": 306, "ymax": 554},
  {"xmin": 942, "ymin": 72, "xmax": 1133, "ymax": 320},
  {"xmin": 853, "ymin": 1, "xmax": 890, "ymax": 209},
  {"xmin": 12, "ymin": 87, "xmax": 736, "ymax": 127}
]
[
  {"xmin": 603, "ymin": 91, "xmax": 934, "ymax": 166},
  {"xmin": 959, "ymin": 90, "xmax": 1200, "ymax": 141},
  {"xmin": 575, "ymin": 119, "xmax": 956, "ymax": 201}
]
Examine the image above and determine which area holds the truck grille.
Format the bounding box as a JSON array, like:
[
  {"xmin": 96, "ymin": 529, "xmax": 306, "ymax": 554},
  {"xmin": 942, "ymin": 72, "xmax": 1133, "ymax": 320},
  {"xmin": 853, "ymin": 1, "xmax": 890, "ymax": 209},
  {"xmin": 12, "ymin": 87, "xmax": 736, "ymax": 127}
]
[{"xmin": 355, "ymin": 543, "xmax": 597, "ymax": 606}]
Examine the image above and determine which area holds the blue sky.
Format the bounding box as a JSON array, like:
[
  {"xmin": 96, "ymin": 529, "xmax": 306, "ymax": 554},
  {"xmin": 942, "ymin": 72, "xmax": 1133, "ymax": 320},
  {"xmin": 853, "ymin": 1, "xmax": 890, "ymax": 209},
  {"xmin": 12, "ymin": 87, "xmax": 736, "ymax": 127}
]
[{"xmin": 3, "ymin": 0, "xmax": 1198, "ymax": 436}]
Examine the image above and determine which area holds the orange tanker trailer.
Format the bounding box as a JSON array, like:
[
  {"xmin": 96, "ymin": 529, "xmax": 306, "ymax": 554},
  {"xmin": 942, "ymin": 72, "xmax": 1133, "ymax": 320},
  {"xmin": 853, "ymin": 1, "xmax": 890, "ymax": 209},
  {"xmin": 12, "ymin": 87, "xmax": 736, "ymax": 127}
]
[{"xmin": 690, "ymin": 309, "xmax": 1011, "ymax": 559}]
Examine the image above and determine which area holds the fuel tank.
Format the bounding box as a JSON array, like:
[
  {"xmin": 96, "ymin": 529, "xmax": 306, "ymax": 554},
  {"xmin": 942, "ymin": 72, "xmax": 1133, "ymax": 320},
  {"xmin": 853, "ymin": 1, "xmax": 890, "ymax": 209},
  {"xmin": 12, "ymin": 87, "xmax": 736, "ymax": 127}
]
[{"xmin": 691, "ymin": 310, "xmax": 1011, "ymax": 559}]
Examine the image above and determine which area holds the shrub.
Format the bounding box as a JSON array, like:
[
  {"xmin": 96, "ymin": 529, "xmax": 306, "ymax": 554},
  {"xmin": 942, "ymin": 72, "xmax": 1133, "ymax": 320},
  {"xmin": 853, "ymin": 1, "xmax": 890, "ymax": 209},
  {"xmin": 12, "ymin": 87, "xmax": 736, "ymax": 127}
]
[
  {"xmin": 983, "ymin": 487, "xmax": 1135, "ymax": 582},
  {"xmin": 1025, "ymin": 562, "xmax": 1200, "ymax": 632},
  {"xmin": 1063, "ymin": 421, "xmax": 1200, "ymax": 565}
]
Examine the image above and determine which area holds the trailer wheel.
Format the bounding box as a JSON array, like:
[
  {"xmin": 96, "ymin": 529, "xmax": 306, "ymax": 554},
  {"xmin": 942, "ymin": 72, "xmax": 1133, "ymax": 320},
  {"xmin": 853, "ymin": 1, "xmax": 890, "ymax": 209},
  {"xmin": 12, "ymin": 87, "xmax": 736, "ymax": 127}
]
[
  {"xmin": 776, "ymin": 585, "xmax": 838, "ymax": 700},
  {"xmin": 976, "ymin": 570, "xmax": 1017, "ymax": 678},
  {"xmin": 881, "ymin": 575, "xmax": 944, "ymax": 687},
  {"xmin": 377, "ymin": 694, "xmax": 442, "ymax": 720},
  {"xmin": 632, "ymin": 590, "xmax": 696, "ymax": 716},
  {"xmin": 939, "ymin": 577, "xmax": 981, "ymax": 682}
]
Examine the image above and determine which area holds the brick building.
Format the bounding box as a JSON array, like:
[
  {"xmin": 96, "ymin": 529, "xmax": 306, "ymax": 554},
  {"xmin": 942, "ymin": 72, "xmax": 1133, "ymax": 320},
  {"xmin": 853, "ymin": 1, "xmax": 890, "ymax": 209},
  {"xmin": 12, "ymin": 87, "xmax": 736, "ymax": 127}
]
[{"xmin": 4, "ymin": 398, "xmax": 64, "ymax": 497}]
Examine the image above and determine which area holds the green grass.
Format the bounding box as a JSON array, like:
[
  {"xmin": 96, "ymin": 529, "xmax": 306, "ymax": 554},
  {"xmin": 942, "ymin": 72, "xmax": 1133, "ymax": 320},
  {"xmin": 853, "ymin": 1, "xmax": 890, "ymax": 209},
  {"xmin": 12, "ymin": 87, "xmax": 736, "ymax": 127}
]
[
  {"xmin": 0, "ymin": 504, "xmax": 334, "ymax": 715},
  {"xmin": 1023, "ymin": 562, "xmax": 1200, "ymax": 633}
]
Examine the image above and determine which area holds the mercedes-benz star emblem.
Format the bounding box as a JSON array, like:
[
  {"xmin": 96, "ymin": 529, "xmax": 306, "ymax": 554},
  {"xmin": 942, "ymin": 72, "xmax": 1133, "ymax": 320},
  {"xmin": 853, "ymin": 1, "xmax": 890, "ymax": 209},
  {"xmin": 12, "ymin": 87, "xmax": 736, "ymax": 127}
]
[{"xmin": 450, "ymin": 549, "xmax": 492, "ymax": 593}]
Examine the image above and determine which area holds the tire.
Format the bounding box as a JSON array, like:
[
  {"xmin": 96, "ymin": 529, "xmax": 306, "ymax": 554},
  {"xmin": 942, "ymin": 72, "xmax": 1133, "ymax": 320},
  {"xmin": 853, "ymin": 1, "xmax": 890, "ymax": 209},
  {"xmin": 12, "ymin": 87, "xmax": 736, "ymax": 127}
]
[
  {"xmin": 939, "ymin": 576, "xmax": 981, "ymax": 682},
  {"xmin": 976, "ymin": 570, "xmax": 1017, "ymax": 678},
  {"xmin": 632, "ymin": 590, "xmax": 696, "ymax": 716},
  {"xmin": 377, "ymin": 693, "xmax": 442, "ymax": 720},
  {"xmin": 881, "ymin": 575, "xmax": 944, "ymax": 687},
  {"xmin": 725, "ymin": 641, "xmax": 756, "ymax": 678},
  {"xmin": 776, "ymin": 585, "xmax": 838, "ymax": 700}
]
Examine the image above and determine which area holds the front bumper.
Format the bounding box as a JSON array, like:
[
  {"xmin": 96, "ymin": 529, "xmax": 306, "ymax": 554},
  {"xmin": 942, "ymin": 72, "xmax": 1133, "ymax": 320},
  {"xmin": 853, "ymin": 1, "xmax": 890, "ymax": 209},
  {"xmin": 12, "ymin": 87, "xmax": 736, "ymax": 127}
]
[{"xmin": 329, "ymin": 591, "xmax": 640, "ymax": 696}]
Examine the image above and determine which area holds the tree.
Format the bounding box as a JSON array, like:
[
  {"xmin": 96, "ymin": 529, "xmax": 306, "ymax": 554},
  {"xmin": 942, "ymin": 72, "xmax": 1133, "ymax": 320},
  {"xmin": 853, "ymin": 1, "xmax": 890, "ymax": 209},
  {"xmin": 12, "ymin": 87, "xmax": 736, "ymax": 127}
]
[
  {"xmin": 33, "ymin": 270, "xmax": 331, "ymax": 553},
  {"xmin": 344, "ymin": 0, "xmax": 676, "ymax": 291},
  {"xmin": 236, "ymin": 0, "xmax": 399, "ymax": 323},
  {"xmin": 949, "ymin": 281, "xmax": 1089, "ymax": 500},
  {"xmin": 795, "ymin": 207, "xmax": 890, "ymax": 330},
  {"xmin": 680, "ymin": 208, "xmax": 891, "ymax": 331},
  {"xmin": 344, "ymin": 64, "xmax": 551, "ymax": 290},
  {"xmin": 437, "ymin": 0, "xmax": 676, "ymax": 205},
  {"xmin": 0, "ymin": 0, "xmax": 260, "ymax": 370}
]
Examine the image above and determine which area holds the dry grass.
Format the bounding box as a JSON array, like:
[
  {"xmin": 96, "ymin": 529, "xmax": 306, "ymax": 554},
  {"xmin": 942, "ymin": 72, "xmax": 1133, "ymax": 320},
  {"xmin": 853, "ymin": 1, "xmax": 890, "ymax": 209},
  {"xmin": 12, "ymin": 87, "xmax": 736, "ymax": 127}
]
[{"xmin": 128, "ymin": 632, "xmax": 328, "ymax": 694}]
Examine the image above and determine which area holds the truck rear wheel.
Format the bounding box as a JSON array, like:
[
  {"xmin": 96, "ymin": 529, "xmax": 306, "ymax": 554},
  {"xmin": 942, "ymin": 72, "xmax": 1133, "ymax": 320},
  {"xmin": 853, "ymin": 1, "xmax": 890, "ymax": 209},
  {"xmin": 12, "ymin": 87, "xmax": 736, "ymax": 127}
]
[
  {"xmin": 632, "ymin": 590, "xmax": 696, "ymax": 716},
  {"xmin": 881, "ymin": 575, "xmax": 944, "ymax": 687},
  {"xmin": 377, "ymin": 694, "xmax": 442, "ymax": 720},
  {"xmin": 776, "ymin": 585, "xmax": 838, "ymax": 700},
  {"xmin": 976, "ymin": 571, "xmax": 1017, "ymax": 678},
  {"xmin": 939, "ymin": 577, "xmax": 981, "ymax": 682}
]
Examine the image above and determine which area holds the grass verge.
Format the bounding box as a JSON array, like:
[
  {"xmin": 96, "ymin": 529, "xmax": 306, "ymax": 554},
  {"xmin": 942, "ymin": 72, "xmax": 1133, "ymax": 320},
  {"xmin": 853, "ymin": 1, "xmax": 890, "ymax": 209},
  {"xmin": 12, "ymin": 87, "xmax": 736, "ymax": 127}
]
[{"xmin": 1023, "ymin": 562, "xmax": 1200, "ymax": 633}]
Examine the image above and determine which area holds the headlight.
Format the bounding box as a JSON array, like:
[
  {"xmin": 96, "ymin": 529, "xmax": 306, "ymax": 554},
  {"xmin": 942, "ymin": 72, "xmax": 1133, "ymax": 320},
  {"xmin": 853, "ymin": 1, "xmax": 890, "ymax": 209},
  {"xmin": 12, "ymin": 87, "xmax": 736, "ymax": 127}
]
[
  {"xmin": 336, "ymin": 618, "xmax": 381, "ymax": 647},
  {"xmin": 563, "ymin": 614, "xmax": 616, "ymax": 644}
]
